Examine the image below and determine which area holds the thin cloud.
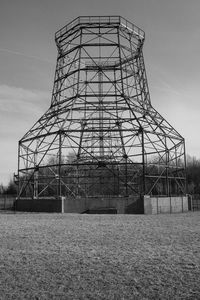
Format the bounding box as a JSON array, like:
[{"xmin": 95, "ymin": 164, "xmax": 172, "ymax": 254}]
[
  {"xmin": 0, "ymin": 84, "xmax": 51, "ymax": 185},
  {"xmin": 0, "ymin": 84, "xmax": 50, "ymax": 116},
  {"xmin": 0, "ymin": 47, "xmax": 54, "ymax": 64}
]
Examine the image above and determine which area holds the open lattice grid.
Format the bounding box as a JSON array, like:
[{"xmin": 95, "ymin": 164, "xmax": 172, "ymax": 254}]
[{"xmin": 17, "ymin": 16, "xmax": 187, "ymax": 199}]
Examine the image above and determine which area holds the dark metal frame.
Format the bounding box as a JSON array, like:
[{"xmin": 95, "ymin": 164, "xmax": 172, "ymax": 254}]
[{"xmin": 17, "ymin": 16, "xmax": 187, "ymax": 200}]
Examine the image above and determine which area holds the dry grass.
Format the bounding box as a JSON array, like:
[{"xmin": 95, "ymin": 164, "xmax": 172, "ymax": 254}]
[{"xmin": 0, "ymin": 212, "xmax": 199, "ymax": 299}]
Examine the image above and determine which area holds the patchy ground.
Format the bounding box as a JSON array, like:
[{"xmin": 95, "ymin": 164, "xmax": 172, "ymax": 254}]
[{"xmin": 0, "ymin": 212, "xmax": 199, "ymax": 299}]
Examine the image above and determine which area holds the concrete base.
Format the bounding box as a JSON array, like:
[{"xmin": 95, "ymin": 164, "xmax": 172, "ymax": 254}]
[
  {"xmin": 144, "ymin": 196, "xmax": 188, "ymax": 214},
  {"xmin": 63, "ymin": 196, "xmax": 142, "ymax": 214},
  {"xmin": 15, "ymin": 196, "xmax": 143, "ymax": 214},
  {"xmin": 15, "ymin": 195, "xmax": 188, "ymax": 214},
  {"xmin": 15, "ymin": 198, "xmax": 62, "ymax": 212}
]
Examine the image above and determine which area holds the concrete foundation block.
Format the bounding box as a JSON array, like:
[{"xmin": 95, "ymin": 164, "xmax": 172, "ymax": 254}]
[{"xmin": 144, "ymin": 196, "xmax": 188, "ymax": 214}]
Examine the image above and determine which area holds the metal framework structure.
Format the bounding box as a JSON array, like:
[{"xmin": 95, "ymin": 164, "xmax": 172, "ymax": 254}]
[{"xmin": 17, "ymin": 16, "xmax": 187, "ymax": 200}]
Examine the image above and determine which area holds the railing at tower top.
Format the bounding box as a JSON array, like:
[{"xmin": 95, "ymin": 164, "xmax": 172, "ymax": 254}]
[{"xmin": 55, "ymin": 16, "xmax": 145, "ymax": 42}]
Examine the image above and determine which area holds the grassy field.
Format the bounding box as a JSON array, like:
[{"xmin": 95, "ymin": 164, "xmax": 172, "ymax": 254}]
[{"xmin": 0, "ymin": 212, "xmax": 199, "ymax": 300}]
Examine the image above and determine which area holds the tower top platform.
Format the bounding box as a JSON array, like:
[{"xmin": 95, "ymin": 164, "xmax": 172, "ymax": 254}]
[{"xmin": 55, "ymin": 16, "xmax": 145, "ymax": 42}]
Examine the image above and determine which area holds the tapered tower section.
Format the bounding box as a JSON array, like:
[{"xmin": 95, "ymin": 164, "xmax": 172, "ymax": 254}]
[{"xmin": 17, "ymin": 16, "xmax": 186, "ymax": 208}]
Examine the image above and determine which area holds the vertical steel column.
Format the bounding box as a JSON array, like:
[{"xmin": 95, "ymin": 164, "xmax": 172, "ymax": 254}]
[
  {"xmin": 17, "ymin": 142, "xmax": 21, "ymax": 199},
  {"xmin": 183, "ymin": 140, "xmax": 188, "ymax": 194},
  {"xmin": 141, "ymin": 128, "xmax": 146, "ymax": 195},
  {"xmin": 98, "ymin": 69, "xmax": 104, "ymax": 159},
  {"xmin": 58, "ymin": 130, "xmax": 62, "ymax": 197},
  {"xmin": 33, "ymin": 168, "xmax": 38, "ymax": 199},
  {"xmin": 166, "ymin": 148, "xmax": 170, "ymax": 196},
  {"xmin": 33, "ymin": 142, "xmax": 38, "ymax": 199}
]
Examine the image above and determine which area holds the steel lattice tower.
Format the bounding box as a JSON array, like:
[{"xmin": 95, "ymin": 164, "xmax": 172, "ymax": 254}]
[{"xmin": 17, "ymin": 16, "xmax": 186, "ymax": 201}]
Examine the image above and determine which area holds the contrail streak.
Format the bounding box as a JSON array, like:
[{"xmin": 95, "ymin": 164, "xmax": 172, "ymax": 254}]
[{"xmin": 0, "ymin": 47, "xmax": 54, "ymax": 64}]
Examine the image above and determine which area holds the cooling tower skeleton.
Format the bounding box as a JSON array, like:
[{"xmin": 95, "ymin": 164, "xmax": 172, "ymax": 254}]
[{"xmin": 17, "ymin": 16, "xmax": 186, "ymax": 199}]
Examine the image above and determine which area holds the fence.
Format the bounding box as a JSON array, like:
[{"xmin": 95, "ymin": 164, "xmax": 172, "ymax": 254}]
[
  {"xmin": 0, "ymin": 194, "xmax": 16, "ymax": 211},
  {"xmin": 191, "ymin": 195, "xmax": 200, "ymax": 211}
]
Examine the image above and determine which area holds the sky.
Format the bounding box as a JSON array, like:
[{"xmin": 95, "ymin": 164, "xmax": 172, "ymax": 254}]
[{"xmin": 0, "ymin": 0, "xmax": 200, "ymax": 185}]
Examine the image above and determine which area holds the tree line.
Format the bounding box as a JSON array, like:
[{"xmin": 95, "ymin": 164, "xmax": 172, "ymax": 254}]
[
  {"xmin": 186, "ymin": 155, "xmax": 200, "ymax": 194},
  {"xmin": 1, "ymin": 155, "xmax": 200, "ymax": 195}
]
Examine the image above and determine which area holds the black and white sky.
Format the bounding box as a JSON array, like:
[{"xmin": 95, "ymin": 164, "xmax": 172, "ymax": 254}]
[{"xmin": 0, "ymin": 0, "xmax": 200, "ymax": 185}]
